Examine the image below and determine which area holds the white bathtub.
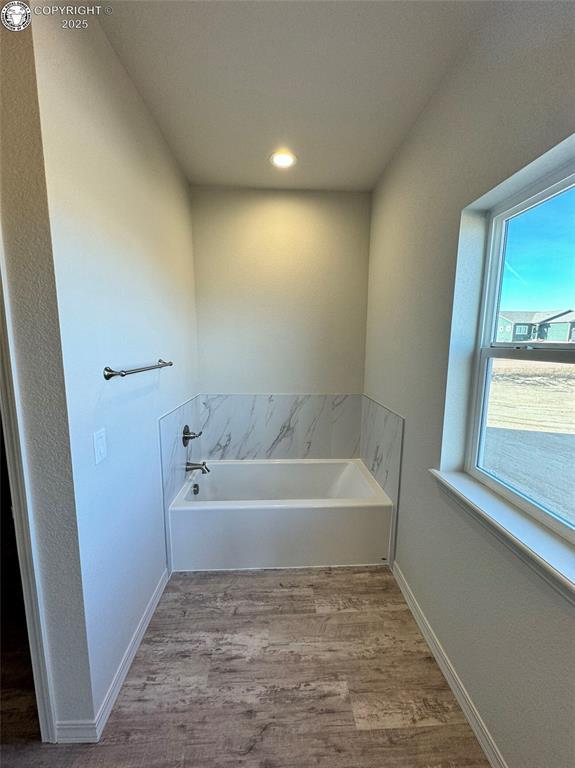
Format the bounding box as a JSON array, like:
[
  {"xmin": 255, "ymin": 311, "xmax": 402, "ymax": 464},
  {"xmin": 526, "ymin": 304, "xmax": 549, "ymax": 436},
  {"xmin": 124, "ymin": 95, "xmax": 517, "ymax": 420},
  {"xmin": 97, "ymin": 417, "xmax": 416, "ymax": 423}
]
[{"xmin": 169, "ymin": 459, "xmax": 392, "ymax": 570}]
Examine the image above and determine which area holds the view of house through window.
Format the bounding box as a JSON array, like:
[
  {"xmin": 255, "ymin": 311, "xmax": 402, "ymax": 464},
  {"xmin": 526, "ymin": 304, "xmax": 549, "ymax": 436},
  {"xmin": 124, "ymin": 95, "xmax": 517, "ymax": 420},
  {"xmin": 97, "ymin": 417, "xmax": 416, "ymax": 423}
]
[
  {"xmin": 495, "ymin": 185, "xmax": 575, "ymax": 344},
  {"xmin": 471, "ymin": 182, "xmax": 575, "ymax": 532}
]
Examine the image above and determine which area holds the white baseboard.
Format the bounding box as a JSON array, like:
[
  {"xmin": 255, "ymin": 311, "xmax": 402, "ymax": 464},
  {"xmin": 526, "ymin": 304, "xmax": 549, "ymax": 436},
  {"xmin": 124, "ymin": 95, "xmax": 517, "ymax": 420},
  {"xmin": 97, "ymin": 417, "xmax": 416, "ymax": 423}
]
[
  {"xmin": 55, "ymin": 568, "xmax": 169, "ymax": 743},
  {"xmin": 173, "ymin": 561, "xmax": 388, "ymax": 573},
  {"xmin": 392, "ymin": 563, "xmax": 508, "ymax": 768},
  {"xmin": 54, "ymin": 719, "xmax": 99, "ymax": 743}
]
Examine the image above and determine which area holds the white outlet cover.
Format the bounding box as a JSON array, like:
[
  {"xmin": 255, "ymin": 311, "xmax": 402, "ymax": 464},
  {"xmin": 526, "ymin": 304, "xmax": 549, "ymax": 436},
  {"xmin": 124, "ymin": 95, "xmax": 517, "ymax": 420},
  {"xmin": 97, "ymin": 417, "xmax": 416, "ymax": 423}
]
[{"xmin": 93, "ymin": 428, "xmax": 107, "ymax": 465}]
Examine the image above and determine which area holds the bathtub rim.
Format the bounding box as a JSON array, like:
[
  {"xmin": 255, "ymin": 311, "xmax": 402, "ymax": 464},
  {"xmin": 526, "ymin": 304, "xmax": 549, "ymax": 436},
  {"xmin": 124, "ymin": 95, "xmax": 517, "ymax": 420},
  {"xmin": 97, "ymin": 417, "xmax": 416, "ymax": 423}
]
[{"xmin": 170, "ymin": 458, "xmax": 391, "ymax": 511}]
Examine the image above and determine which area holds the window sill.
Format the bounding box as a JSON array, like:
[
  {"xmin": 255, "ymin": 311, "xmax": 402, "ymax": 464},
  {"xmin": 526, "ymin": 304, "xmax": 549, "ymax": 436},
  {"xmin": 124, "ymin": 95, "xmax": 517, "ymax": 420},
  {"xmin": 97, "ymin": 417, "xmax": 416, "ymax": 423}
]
[{"xmin": 429, "ymin": 469, "xmax": 575, "ymax": 605}]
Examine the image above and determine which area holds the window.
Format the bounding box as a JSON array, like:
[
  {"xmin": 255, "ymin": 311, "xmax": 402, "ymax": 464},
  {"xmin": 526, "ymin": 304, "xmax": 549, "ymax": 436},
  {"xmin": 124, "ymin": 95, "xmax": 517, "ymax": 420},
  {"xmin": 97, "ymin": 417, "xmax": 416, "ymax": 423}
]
[{"xmin": 468, "ymin": 174, "xmax": 575, "ymax": 542}]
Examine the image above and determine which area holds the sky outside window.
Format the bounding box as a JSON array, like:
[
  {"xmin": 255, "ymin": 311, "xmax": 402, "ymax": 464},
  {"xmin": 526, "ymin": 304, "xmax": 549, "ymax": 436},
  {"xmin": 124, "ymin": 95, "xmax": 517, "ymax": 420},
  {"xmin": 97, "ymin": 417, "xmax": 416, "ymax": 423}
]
[{"xmin": 498, "ymin": 185, "xmax": 575, "ymax": 312}]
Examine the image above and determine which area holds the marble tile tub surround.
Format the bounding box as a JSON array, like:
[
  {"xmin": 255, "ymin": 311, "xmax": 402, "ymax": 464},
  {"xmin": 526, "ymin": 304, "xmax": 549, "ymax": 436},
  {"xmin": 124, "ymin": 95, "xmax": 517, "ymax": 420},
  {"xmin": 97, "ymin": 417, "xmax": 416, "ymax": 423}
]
[
  {"xmin": 159, "ymin": 393, "xmax": 404, "ymax": 512},
  {"xmin": 158, "ymin": 396, "xmax": 200, "ymax": 510},
  {"xmin": 360, "ymin": 396, "xmax": 404, "ymax": 511},
  {"xmin": 158, "ymin": 393, "xmax": 361, "ymax": 510},
  {"xmin": 196, "ymin": 394, "xmax": 362, "ymax": 461}
]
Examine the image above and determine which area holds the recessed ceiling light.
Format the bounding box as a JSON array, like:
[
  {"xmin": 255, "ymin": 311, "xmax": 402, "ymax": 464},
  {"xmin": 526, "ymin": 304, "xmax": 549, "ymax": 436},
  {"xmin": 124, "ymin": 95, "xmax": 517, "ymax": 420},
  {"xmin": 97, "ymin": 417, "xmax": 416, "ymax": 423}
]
[{"xmin": 270, "ymin": 149, "xmax": 297, "ymax": 169}]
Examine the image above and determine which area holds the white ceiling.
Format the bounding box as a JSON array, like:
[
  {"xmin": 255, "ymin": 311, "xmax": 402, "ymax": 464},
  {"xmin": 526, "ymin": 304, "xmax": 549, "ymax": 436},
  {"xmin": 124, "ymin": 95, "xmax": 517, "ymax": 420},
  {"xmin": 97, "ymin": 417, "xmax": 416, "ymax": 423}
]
[{"xmin": 101, "ymin": 1, "xmax": 493, "ymax": 190}]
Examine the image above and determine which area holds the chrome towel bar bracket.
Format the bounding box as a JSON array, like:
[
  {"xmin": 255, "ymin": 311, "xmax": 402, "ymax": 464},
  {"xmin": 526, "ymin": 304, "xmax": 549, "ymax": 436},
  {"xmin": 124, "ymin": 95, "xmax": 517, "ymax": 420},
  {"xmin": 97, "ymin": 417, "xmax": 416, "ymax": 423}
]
[{"xmin": 103, "ymin": 359, "xmax": 173, "ymax": 380}]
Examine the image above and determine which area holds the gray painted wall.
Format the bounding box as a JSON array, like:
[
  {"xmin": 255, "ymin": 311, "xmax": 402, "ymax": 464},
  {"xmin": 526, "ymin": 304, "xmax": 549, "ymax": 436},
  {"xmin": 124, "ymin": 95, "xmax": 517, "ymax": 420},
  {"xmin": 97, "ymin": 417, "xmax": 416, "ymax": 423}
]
[
  {"xmin": 364, "ymin": 4, "xmax": 575, "ymax": 767},
  {"xmin": 0, "ymin": 26, "xmax": 94, "ymax": 724},
  {"xmin": 30, "ymin": 17, "xmax": 200, "ymax": 717},
  {"xmin": 191, "ymin": 187, "xmax": 371, "ymax": 394}
]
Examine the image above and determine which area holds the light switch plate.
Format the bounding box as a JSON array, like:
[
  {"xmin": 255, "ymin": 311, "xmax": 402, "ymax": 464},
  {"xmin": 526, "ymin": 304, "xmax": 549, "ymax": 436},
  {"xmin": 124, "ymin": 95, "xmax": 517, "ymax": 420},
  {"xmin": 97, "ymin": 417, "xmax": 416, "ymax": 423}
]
[{"xmin": 93, "ymin": 428, "xmax": 107, "ymax": 465}]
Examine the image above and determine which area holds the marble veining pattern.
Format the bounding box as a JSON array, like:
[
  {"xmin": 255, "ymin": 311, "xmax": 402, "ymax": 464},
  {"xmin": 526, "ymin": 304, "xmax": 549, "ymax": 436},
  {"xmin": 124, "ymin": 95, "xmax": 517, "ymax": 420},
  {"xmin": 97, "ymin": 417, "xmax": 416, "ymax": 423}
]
[
  {"xmin": 360, "ymin": 396, "xmax": 404, "ymax": 510},
  {"xmin": 159, "ymin": 396, "xmax": 200, "ymax": 509},
  {"xmin": 195, "ymin": 394, "xmax": 362, "ymax": 461},
  {"xmin": 159, "ymin": 394, "xmax": 403, "ymax": 520},
  {"xmin": 2, "ymin": 567, "xmax": 490, "ymax": 767}
]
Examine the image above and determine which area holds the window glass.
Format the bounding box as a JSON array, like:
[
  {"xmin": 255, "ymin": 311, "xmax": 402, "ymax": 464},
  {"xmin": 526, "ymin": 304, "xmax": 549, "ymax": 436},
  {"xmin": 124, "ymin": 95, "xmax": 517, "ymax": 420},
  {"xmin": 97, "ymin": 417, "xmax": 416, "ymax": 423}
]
[
  {"xmin": 495, "ymin": 186, "xmax": 575, "ymax": 344},
  {"xmin": 478, "ymin": 358, "xmax": 575, "ymax": 526}
]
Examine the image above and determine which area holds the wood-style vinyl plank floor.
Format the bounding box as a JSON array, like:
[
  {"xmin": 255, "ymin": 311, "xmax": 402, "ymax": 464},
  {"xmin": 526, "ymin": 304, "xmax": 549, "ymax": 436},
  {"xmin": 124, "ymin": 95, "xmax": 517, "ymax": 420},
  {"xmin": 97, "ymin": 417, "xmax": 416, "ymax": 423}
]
[{"xmin": 1, "ymin": 567, "xmax": 490, "ymax": 767}]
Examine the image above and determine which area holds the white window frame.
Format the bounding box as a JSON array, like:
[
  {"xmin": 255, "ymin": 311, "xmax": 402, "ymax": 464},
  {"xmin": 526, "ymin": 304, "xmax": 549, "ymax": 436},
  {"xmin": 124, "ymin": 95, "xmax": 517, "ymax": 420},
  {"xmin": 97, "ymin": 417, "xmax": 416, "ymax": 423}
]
[{"xmin": 466, "ymin": 169, "xmax": 575, "ymax": 544}]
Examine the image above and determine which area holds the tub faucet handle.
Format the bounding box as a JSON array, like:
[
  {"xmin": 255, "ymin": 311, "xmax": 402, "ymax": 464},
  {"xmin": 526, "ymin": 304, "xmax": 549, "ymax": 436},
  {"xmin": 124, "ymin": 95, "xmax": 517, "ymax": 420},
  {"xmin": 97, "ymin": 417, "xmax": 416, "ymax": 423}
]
[{"xmin": 182, "ymin": 425, "xmax": 203, "ymax": 447}]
